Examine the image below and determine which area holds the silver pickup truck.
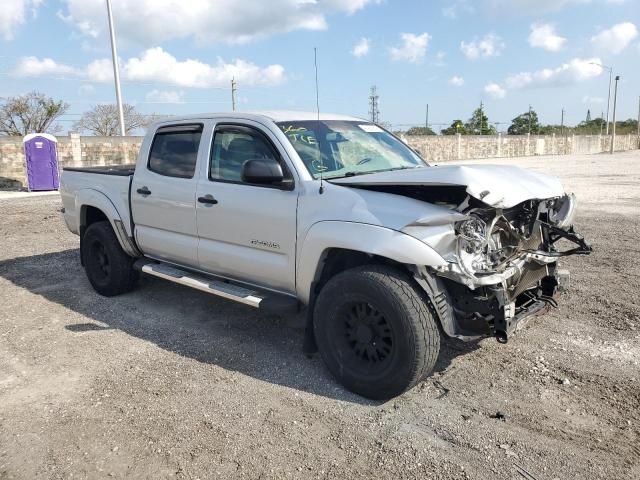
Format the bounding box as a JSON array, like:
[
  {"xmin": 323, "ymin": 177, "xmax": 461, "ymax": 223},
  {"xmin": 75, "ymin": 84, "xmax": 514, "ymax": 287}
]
[{"xmin": 60, "ymin": 111, "xmax": 591, "ymax": 399}]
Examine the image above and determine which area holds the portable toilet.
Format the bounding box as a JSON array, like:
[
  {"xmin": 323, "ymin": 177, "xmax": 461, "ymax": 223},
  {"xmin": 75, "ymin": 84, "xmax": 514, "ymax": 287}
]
[{"xmin": 23, "ymin": 133, "xmax": 59, "ymax": 191}]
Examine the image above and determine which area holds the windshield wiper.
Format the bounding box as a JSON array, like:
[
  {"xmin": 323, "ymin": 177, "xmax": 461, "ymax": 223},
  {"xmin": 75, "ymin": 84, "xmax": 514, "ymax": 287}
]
[{"xmin": 327, "ymin": 166, "xmax": 420, "ymax": 180}]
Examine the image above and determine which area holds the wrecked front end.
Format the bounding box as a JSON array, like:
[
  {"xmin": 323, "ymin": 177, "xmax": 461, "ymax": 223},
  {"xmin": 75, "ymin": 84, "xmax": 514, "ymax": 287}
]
[
  {"xmin": 333, "ymin": 164, "xmax": 592, "ymax": 343},
  {"xmin": 424, "ymin": 193, "xmax": 592, "ymax": 343}
]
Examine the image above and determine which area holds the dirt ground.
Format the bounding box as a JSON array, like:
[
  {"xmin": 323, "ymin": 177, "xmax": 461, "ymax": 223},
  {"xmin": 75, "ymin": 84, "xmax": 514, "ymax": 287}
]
[{"xmin": 1, "ymin": 151, "xmax": 639, "ymax": 479}]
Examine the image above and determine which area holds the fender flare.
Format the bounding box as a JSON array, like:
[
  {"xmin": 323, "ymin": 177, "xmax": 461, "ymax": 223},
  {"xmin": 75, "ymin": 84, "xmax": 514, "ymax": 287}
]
[
  {"xmin": 74, "ymin": 188, "xmax": 139, "ymax": 257},
  {"xmin": 296, "ymin": 221, "xmax": 447, "ymax": 304}
]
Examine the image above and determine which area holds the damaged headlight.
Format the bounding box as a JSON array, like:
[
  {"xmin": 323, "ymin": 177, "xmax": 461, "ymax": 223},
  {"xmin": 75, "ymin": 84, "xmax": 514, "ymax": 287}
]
[
  {"xmin": 455, "ymin": 215, "xmax": 521, "ymax": 276},
  {"xmin": 457, "ymin": 217, "xmax": 488, "ymax": 254},
  {"xmin": 455, "ymin": 216, "xmax": 492, "ymax": 275},
  {"xmin": 548, "ymin": 194, "xmax": 577, "ymax": 229}
]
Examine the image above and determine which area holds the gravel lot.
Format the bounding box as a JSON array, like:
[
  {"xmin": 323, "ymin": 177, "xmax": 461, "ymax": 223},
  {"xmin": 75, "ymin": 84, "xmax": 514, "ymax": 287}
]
[{"xmin": 1, "ymin": 151, "xmax": 639, "ymax": 479}]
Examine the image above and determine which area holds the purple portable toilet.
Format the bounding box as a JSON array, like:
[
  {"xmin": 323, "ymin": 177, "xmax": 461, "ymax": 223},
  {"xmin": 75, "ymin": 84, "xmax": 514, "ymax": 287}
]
[{"xmin": 23, "ymin": 133, "xmax": 59, "ymax": 191}]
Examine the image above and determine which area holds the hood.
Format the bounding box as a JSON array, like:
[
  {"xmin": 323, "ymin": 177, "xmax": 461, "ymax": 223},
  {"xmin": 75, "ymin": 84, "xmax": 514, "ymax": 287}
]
[{"xmin": 330, "ymin": 164, "xmax": 565, "ymax": 208}]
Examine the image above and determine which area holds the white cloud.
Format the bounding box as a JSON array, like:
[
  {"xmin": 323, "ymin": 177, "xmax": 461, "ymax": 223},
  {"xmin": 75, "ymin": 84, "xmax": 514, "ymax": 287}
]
[
  {"xmin": 505, "ymin": 57, "xmax": 603, "ymax": 89},
  {"xmin": 389, "ymin": 32, "xmax": 431, "ymax": 63},
  {"xmin": 591, "ymin": 22, "xmax": 638, "ymax": 54},
  {"xmin": 0, "ymin": 0, "xmax": 42, "ymax": 40},
  {"xmin": 460, "ymin": 34, "xmax": 504, "ymax": 59},
  {"xmin": 484, "ymin": 83, "xmax": 506, "ymax": 99},
  {"xmin": 121, "ymin": 48, "xmax": 285, "ymax": 87},
  {"xmin": 528, "ymin": 23, "xmax": 567, "ymax": 51},
  {"xmin": 13, "ymin": 48, "xmax": 286, "ymax": 88},
  {"xmin": 352, "ymin": 37, "xmax": 370, "ymax": 57},
  {"xmin": 146, "ymin": 89, "xmax": 184, "ymax": 104},
  {"xmin": 60, "ymin": 0, "xmax": 380, "ymax": 45},
  {"xmin": 449, "ymin": 75, "xmax": 465, "ymax": 86},
  {"xmin": 13, "ymin": 56, "xmax": 77, "ymax": 76}
]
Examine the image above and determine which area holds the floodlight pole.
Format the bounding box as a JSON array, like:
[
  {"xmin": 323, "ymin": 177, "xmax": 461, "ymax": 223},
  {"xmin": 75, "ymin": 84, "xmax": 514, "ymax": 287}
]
[{"xmin": 106, "ymin": 0, "xmax": 126, "ymax": 136}]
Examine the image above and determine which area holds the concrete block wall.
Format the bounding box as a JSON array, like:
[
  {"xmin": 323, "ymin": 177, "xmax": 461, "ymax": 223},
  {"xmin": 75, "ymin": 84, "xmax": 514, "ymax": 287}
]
[
  {"xmin": 405, "ymin": 133, "xmax": 639, "ymax": 163},
  {"xmin": 0, "ymin": 133, "xmax": 638, "ymax": 189}
]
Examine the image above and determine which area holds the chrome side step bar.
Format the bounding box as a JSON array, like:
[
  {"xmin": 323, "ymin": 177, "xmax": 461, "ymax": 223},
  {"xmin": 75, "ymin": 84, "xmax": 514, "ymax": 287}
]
[{"xmin": 133, "ymin": 259, "xmax": 298, "ymax": 313}]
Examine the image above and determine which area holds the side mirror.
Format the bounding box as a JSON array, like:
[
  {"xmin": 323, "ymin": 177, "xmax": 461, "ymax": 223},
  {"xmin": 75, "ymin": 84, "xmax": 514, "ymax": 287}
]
[{"xmin": 241, "ymin": 158, "xmax": 285, "ymax": 185}]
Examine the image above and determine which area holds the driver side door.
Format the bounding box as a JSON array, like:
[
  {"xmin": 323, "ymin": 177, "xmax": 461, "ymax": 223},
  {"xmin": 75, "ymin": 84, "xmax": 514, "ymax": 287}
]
[{"xmin": 195, "ymin": 122, "xmax": 299, "ymax": 294}]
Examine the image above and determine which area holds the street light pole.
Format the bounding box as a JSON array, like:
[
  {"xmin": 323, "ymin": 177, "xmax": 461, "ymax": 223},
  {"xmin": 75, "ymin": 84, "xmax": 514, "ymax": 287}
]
[
  {"xmin": 610, "ymin": 75, "xmax": 620, "ymax": 154},
  {"xmin": 106, "ymin": 0, "xmax": 126, "ymax": 136}
]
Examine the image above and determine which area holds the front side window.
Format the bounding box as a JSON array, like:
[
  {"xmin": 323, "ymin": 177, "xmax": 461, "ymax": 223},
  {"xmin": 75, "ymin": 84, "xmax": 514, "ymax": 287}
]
[
  {"xmin": 210, "ymin": 126, "xmax": 281, "ymax": 182},
  {"xmin": 277, "ymin": 120, "xmax": 426, "ymax": 179},
  {"xmin": 148, "ymin": 125, "xmax": 202, "ymax": 178}
]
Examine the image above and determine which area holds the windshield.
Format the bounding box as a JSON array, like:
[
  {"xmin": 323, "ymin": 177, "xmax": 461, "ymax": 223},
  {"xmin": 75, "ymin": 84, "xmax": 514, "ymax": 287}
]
[{"xmin": 277, "ymin": 120, "xmax": 426, "ymax": 179}]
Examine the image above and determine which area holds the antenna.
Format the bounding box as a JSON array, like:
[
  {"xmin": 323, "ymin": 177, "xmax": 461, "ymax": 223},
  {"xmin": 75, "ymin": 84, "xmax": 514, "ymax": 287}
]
[{"xmin": 314, "ymin": 47, "xmax": 325, "ymax": 194}]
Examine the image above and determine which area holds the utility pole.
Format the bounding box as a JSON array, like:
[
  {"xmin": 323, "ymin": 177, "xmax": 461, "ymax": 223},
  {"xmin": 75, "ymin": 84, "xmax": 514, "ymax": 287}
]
[
  {"xmin": 560, "ymin": 108, "xmax": 565, "ymax": 137},
  {"xmin": 528, "ymin": 105, "xmax": 532, "ymax": 134},
  {"xmin": 106, "ymin": 0, "xmax": 125, "ymax": 136},
  {"xmin": 589, "ymin": 62, "xmax": 613, "ymax": 135},
  {"xmin": 231, "ymin": 77, "xmax": 237, "ymax": 111},
  {"xmin": 479, "ymin": 101, "xmax": 484, "ymax": 135},
  {"xmin": 605, "ymin": 68, "xmax": 613, "ymax": 135},
  {"xmin": 368, "ymin": 86, "xmax": 380, "ymax": 124},
  {"xmin": 610, "ymin": 75, "xmax": 620, "ymax": 154},
  {"xmin": 425, "ymin": 104, "xmax": 429, "ymax": 130}
]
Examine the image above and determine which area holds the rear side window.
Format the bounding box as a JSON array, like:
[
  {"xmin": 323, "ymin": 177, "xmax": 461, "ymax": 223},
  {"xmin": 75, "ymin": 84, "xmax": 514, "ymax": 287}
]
[{"xmin": 148, "ymin": 124, "xmax": 203, "ymax": 178}]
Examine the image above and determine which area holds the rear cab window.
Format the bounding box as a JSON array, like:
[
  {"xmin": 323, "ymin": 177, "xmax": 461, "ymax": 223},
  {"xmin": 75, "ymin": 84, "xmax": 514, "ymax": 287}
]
[{"xmin": 148, "ymin": 124, "xmax": 203, "ymax": 178}]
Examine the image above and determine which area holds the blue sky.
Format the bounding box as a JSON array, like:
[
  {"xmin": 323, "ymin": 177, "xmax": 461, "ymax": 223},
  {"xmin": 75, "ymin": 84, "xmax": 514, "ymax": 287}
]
[{"xmin": 1, "ymin": 0, "xmax": 639, "ymax": 133}]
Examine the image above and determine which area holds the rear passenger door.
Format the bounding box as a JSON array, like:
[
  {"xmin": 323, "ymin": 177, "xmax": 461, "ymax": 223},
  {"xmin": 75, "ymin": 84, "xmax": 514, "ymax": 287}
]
[{"xmin": 131, "ymin": 123, "xmax": 203, "ymax": 268}]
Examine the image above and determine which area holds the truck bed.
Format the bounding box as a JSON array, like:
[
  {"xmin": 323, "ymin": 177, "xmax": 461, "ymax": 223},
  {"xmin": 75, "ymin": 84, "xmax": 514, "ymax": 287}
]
[
  {"xmin": 63, "ymin": 165, "xmax": 136, "ymax": 176},
  {"xmin": 60, "ymin": 166, "xmax": 134, "ymax": 238}
]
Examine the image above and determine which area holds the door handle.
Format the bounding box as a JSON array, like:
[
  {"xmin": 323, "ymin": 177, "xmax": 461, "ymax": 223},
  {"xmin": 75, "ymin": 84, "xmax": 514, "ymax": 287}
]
[
  {"xmin": 137, "ymin": 187, "xmax": 151, "ymax": 195},
  {"xmin": 198, "ymin": 195, "xmax": 218, "ymax": 205}
]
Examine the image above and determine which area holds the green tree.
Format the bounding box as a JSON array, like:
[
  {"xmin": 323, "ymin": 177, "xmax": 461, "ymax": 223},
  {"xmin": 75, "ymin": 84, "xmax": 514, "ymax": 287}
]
[
  {"xmin": 406, "ymin": 126, "xmax": 436, "ymax": 136},
  {"xmin": 508, "ymin": 110, "xmax": 541, "ymax": 135},
  {"xmin": 465, "ymin": 107, "xmax": 496, "ymax": 135},
  {"xmin": 441, "ymin": 120, "xmax": 466, "ymax": 135},
  {"xmin": 0, "ymin": 91, "xmax": 68, "ymax": 136}
]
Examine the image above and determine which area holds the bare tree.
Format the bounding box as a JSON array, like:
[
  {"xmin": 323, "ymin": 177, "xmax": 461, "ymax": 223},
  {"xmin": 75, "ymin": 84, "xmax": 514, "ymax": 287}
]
[
  {"xmin": 0, "ymin": 91, "xmax": 69, "ymax": 136},
  {"xmin": 74, "ymin": 104, "xmax": 150, "ymax": 136}
]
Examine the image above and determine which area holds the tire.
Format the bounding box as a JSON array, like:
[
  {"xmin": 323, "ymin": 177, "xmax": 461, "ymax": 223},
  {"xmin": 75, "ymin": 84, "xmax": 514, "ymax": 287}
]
[
  {"xmin": 81, "ymin": 221, "xmax": 139, "ymax": 297},
  {"xmin": 313, "ymin": 265, "xmax": 440, "ymax": 400}
]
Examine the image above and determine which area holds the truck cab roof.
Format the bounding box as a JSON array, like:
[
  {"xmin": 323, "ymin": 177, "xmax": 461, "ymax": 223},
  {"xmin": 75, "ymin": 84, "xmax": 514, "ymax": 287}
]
[{"xmin": 150, "ymin": 111, "xmax": 367, "ymax": 127}]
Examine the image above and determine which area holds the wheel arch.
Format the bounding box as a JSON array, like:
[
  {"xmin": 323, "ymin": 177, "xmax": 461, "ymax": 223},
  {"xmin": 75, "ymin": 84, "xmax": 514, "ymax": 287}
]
[{"xmin": 75, "ymin": 189, "xmax": 140, "ymax": 261}]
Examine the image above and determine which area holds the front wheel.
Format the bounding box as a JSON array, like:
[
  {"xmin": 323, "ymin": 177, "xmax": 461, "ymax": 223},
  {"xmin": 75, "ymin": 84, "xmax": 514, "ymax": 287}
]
[
  {"xmin": 82, "ymin": 221, "xmax": 139, "ymax": 297},
  {"xmin": 313, "ymin": 265, "xmax": 440, "ymax": 400}
]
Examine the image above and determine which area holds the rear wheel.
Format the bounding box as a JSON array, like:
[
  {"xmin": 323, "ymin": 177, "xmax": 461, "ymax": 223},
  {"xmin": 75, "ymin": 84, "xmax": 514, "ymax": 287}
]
[
  {"xmin": 313, "ymin": 265, "xmax": 440, "ymax": 400},
  {"xmin": 82, "ymin": 221, "xmax": 139, "ymax": 296}
]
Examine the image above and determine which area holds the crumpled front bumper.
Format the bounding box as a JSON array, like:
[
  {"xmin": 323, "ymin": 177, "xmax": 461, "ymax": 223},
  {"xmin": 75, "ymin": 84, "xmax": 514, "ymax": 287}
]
[{"xmin": 432, "ymin": 265, "xmax": 566, "ymax": 343}]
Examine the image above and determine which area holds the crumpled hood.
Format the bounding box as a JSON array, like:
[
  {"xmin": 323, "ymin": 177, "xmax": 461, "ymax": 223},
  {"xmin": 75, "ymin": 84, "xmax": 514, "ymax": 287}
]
[{"xmin": 330, "ymin": 164, "xmax": 565, "ymax": 208}]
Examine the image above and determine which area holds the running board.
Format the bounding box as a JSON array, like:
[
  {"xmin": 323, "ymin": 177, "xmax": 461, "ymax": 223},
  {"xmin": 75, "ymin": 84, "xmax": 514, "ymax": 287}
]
[{"xmin": 134, "ymin": 259, "xmax": 298, "ymax": 314}]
